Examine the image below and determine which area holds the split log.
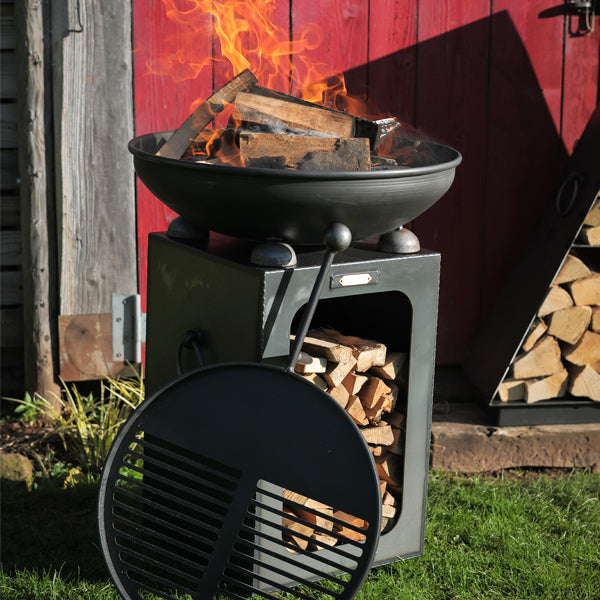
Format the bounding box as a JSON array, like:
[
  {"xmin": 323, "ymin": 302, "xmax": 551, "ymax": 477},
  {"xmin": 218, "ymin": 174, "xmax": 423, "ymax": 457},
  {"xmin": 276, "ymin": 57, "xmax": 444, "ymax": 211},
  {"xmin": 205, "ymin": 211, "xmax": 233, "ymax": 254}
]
[
  {"xmin": 342, "ymin": 372, "xmax": 368, "ymax": 395},
  {"xmin": 323, "ymin": 355, "xmax": 357, "ymax": 387},
  {"xmin": 375, "ymin": 453, "xmax": 403, "ymax": 489},
  {"xmin": 327, "ymin": 384, "xmax": 350, "ymax": 409},
  {"xmin": 359, "ymin": 376, "xmax": 392, "ymax": 409},
  {"xmin": 309, "ymin": 328, "xmax": 386, "ymax": 372},
  {"xmin": 511, "ymin": 335, "xmax": 562, "ymax": 379},
  {"xmin": 524, "ymin": 370, "xmax": 568, "ymax": 403},
  {"xmin": 497, "ymin": 378, "xmax": 526, "ymax": 402},
  {"xmin": 522, "ymin": 319, "xmax": 548, "ymax": 352},
  {"xmin": 566, "ymin": 275, "xmax": 600, "ymax": 306},
  {"xmin": 157, "ymin": 69, "xmax": 257, "ymax": 159},
  {"xmin": 554, "ymin": 254, "xmax": 591, "ymax": 284},
  {"xmin": 301, "ymin": 372, "xmax": 328, "ymax": 390},
  {"xmin": 332, "ymin": 510, "xmax": 367, "ymax": 542},
  {"xmin": 369, "ymin": 351, "xmax": 408, "ymax": 380},
  {"xmin": 546, "ymin": 305, "xmax": 592, "ymax": 344},
  {"xmin": 568, "ymin": 365, "xmax": 600, "ymax": 401},
  {"xmin": 345, "ymin": 395, "xmax": 369, "ymax": 426},
  {"xmin": 239, "ymin": 132, "xmax": 371, "ymax": 171},
  {"xmin": 282, "ymin": 507, "xmax": 314, "ymax": 550},
  {"xmin": 234, "ymin": 91, "xmax": 356, "ymax": 138},
  {"xmin": 577, "ymin": 226, "xmax": 600, "ymax": 245},
  {"xmin": 591, "ymin": 307, "xmax": 600, "ymax": 333},
  {"xmin": 537, "ymin": 286, "xmax": 573, "ymax": 316},
  {"xmin": 562, "ymin": 330, "xmax": 600, "ymax": 366},
  {"xmin": 297, "ymin": 334, "xmax": 354, "ymax": 364},
  {"xmin": 294, "ymin": 352, "xmax": 327, "ymax": 374},
  {"xmin": 584, "ymin": 197, "xmax": 600, "ymax": 227},
  {"xmin": 360, "ymin": 424, "xmax": 394, "ymax": 446}
]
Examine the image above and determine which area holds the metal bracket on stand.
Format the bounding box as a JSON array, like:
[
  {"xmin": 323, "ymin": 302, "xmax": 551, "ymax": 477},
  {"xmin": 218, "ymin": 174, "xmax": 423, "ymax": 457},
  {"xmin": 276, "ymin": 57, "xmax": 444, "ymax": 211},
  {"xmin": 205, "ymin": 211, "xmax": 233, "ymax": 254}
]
[{"xmin": 112, "ymin": 294, "xmax": 146, "ymax": 363}]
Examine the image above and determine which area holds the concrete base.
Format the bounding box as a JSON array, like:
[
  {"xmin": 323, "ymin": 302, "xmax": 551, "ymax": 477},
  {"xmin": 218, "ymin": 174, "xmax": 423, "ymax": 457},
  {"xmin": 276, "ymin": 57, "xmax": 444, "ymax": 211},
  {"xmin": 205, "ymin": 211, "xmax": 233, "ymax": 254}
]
[{"xmin": 430, "ymin": 403, "xmax": 600, "ymax": 472}]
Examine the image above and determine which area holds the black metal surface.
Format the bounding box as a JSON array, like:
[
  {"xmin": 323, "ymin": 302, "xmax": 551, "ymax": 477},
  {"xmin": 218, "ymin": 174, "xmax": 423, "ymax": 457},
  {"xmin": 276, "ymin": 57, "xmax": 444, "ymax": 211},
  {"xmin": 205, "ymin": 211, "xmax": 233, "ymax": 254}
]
[
  {"xmin": 129, "ymin": 131, "xmax": 461, "ymax": 245},
  {"xmin": 98, "ymin": 364, "xmax": 382, "ymax": 600}
]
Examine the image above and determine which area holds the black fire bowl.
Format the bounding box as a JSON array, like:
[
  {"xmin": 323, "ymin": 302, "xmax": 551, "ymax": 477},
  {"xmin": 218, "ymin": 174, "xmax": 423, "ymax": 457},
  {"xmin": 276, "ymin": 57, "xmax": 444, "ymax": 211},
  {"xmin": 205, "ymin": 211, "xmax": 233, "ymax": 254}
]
[{"xmin": 129, "ymin": 131, "xmax": 462, "ymax": 246}]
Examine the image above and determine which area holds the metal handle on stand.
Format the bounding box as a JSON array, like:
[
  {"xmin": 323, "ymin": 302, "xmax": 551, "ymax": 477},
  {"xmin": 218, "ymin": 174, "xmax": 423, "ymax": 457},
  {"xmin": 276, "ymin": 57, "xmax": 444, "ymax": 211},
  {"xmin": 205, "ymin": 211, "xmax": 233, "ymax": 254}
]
[{"xmin": 285, "ymin": 223, "xmax": 352, "ymax": 373}]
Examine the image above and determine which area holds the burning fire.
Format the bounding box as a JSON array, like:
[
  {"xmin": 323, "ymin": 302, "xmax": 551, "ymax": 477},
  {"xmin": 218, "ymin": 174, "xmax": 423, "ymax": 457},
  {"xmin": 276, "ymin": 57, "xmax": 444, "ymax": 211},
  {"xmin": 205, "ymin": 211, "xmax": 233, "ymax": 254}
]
[{"xmin": 150, "ymin": 0, "xmax": 366, "ymax": 115}]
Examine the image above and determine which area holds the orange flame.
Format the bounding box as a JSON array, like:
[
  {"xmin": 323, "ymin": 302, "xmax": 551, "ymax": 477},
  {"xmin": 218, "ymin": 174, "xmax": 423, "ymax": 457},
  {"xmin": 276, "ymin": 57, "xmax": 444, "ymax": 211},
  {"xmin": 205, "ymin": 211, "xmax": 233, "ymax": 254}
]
[{"xmin": 149, "ymin": 0, "xmax": 365, "ymax": 113}]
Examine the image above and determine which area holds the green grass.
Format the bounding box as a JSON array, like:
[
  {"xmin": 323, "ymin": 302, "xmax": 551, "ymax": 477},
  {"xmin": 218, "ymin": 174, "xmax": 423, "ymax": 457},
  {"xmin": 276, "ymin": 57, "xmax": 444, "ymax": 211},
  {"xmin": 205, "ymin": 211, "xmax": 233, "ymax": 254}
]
[{"xmin": 1, "ymin": 470, "xmax": 599, "ymax": 599}]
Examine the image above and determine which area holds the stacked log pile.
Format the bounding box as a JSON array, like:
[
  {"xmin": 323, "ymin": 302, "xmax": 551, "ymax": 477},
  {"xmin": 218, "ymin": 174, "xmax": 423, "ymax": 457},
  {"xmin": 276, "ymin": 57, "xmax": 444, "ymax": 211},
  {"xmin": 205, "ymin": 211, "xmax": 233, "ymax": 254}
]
[
  {"xmin": 498, "ymin": 197, "xmax": 600, "ymax": 403},
  {"xmin": 282, "ymin": 328, "xmax": 407, "ymax": 551}
]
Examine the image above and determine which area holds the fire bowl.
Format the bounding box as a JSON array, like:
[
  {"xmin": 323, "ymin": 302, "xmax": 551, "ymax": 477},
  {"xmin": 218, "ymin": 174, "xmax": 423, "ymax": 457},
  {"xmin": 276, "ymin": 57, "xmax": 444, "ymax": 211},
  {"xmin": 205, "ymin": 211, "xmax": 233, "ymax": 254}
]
[{"xmin": 129, "ymin": 131, "xmax": 462, "ymax": 245}]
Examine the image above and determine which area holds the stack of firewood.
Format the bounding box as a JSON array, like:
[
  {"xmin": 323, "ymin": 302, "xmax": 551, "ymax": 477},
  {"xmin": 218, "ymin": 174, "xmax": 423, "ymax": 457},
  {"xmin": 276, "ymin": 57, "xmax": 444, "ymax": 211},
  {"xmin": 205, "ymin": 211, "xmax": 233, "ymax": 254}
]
[
  {"xmin": 282, "ymin": 328, "xmax": 406, "ymax": 551},
  {"xmin": 498, "ymin": 197, "xmax": 600, "ymax": 403}
]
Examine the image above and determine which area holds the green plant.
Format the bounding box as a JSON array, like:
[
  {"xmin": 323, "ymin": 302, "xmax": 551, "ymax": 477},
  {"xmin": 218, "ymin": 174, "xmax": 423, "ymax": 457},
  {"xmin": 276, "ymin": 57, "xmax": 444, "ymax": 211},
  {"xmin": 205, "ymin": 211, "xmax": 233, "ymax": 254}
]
[{"xmin": 8, "ymin": 369, "xmax": 145, "ymax": 476}]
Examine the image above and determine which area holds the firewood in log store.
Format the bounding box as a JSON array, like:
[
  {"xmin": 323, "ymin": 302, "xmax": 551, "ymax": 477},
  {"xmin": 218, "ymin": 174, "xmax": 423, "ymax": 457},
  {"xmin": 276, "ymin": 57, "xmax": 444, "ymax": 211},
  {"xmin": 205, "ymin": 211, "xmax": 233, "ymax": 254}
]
[
  {"xmin": 538, "ymin": 286, "xmax": 573, "ymax": 317},
  {"xmin": 384, "ymin": 410, "xmax": 405, "ymax": 429},
  {"xmin": 239, "ymin": 132, "xmax": 371, "ymax": 171},
  {"xmin": 546, "ymin": 305, "xmax": 592, "ymax": 344},
  {"xmin": 156, "ymin": 69, "xmax": 258, "ymax": 160},
  {"xmin": 359, "ymin": 376, "xmax": 392, "ymax": 409},
  {"xmin": 294, "ymin": 352, "xmax": 327, "ymax": 374},
  {"xmin": 577, "ymin": 226, "xmax": 600, "ymax": 245},
  {"xmin": 364, "ymin": 392, "xmax": 396, "ymax": 425},
  {"xmin": 554, "ymin": 254, "xmax": 592, "ymax": 285},
  {"xmin": 591, "ymin": 307, "xmax": 600, "ymax": 332},
  {"xmin": 234, "ymin": 91, "xmax": 356, "ymax": 139},
  {"xmin": 360, "ymin": 424, "xmax": 395, "ymax": 446},
  {"xmin": 297, "ymin": 334, "xmax": 354, "ymax": 364},
  {"xmin": 311, "ymin": 329, "xmax": 387, "ymax": 372},
  {"xmin": 497, "ymin": 378, "xmax": 526, "ymax": 402},
  {"xmin": 522, "ymin": 319, "xmax": 548, "ymax": 352},
  {"xmin": 568, "ymin": 365, "xmax": 600, "ymax": 401},
  {"xmin": 562, "ymin": 330, "xmax": 600, "ymax": 366},
  {"xmin": 567, "ymin": 275, "xmax": 600, "ymax": 306},
  {"xmin": 511, "ymin": 335, "xmax": 563, "ymax": 379},
  {"xmin": 584, "ymin": 197, "xmax": 600, "ymax": 227},
  {"xmin": 524, "ymin": 370, "xmax": 569, "ymax": 403},
  {"xmin": 282, "ymin": 507, "xmax": 314, "ymax": 550},
  {"xmin": 342, "ymin": 372, "xmax": 368, "ymax": 395},
  {"xmin": 332, "ymin": 511, "xmax": 367, "ymax": 542},
  {"xmin": 369, "ymin": 352, "xmax": 408, "ymax": 380},
  {"xmin": 375, "ymin": 453, "xmax": 402, "ymax": 488},
  {"xmin": 301, "ymin": 372, "xmax": 328, "ymax": 390},
  {"xmin": 323, "ymin": 356, "xmax": 358, "ymax": 388},
  {"xmin": 345, "ymin": 395, "xmax": 369, "ymax": 426},
  {"xmin": 327, "ymin": 384, "xmax": 350, "ymax": 409}
]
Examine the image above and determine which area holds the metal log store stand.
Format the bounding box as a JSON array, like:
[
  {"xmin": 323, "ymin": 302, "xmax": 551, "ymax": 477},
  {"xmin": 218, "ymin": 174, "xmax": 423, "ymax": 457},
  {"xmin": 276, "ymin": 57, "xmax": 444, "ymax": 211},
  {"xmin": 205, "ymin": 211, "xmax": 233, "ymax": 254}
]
[{"xmin": 98, "ymin": 224, "xmax": 383, "ymax": 600}]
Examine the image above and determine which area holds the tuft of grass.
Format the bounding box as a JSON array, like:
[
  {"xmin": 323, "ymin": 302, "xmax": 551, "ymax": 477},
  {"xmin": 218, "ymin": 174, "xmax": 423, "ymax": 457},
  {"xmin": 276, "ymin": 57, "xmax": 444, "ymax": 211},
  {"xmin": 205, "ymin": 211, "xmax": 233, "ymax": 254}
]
[
  {"xmin": 7, "ymin": 370, "xmax": 144, "ymax": 477},
  {"xmin": 1, "ymin": 469, "xmax": 598, "ymax": 599}
]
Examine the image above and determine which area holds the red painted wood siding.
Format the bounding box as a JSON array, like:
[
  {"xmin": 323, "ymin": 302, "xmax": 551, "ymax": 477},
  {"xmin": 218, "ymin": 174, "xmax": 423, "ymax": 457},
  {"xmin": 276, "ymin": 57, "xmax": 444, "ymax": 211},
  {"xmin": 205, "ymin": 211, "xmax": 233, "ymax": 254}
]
[{"xmin": 132, "ymin": 0, "xmax": 599, "ymax": 363}]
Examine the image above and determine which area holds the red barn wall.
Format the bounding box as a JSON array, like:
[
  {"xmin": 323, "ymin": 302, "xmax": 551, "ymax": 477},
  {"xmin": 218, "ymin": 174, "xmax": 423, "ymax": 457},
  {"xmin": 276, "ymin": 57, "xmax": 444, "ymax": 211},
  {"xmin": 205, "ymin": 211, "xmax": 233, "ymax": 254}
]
[{"xmin": 132, "ymin": 0, "xmax": 599, "ymax": 364}]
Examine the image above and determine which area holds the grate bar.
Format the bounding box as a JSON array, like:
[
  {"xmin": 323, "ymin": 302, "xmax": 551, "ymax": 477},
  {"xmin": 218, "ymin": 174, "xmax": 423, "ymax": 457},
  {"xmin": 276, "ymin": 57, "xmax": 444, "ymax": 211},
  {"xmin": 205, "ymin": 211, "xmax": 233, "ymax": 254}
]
[
  {"xmin": 113, "ymin": 497, "xmax": 220, "ymax": 546},
  {"xmin": 116, "ymin": 471, "xmax": 229, "ymax": 520},
  {"xmin": 114, "ymin": 481, "xmax": 223, "ymax": 537},
  {"xmin": 123, "ymin": 562, "xmax": 197, "ymax": 597},
  {"xmin": 139, "ymin": 435, "xmax": 241, "ymax": 483}
]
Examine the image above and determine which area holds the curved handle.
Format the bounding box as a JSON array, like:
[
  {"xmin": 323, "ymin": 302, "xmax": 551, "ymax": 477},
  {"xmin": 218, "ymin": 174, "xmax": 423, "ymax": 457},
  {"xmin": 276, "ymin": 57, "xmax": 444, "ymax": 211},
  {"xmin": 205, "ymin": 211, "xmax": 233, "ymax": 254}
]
[
  {"xmin": 176, "ymin": 329, "xmax": 206, "ymax": 375},
  {"xmin": 285, "ymin": 223, "xmax": 352, "ymax": 373},
  {"xmin": 555, "ymin": 172, "xmax": 584, "ymax": 216}
]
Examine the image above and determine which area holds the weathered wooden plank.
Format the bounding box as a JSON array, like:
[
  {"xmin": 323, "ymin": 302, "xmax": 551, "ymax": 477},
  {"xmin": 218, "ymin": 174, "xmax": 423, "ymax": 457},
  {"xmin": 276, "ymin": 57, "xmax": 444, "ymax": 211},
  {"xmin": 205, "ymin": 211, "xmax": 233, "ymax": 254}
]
[
  {"xmin": 16, "ymin": 0, "xmax": 60, "ymax": 399},
  {"xmin": 290, "ymin": 0, "xmax": 369, "ymax": 106},
  {"xmin": 412, "ymin": 2, "xmax": 491, "ymax": 363},
  {"xmin": 1, "ymin": 270, "xmax": 22, "ymax": 306},
  {"xmin": 367, "ymin": 0, "xmax": 417, "ymax": 124},
  {"xmin": 0, "ymin": 229, "xmax": 21, "ymax": 266},
  {"xmin": 1, "ymin": 306, "xmax": 23, "ymax": 347},
  {"xmin": 52, "ymin": 0, "xmax": 137, "ymax": 315},
  {"xmin": 59, "ymin": 314, "xmax": 137, "ymax": 381},
  {"xmin": 1, "ymin": 102, "xmax": 17, "ymax": 148},
  {"xmin": 133, "ymin": 0, "xmax": 213, "ymax": 310},
  {"xmin": 481, "ymin": 3, "xmax": 565, "ymax": 313},
  {"xmin": 561, "ymin": 14, "xmax": 600, "ymax": 154}
]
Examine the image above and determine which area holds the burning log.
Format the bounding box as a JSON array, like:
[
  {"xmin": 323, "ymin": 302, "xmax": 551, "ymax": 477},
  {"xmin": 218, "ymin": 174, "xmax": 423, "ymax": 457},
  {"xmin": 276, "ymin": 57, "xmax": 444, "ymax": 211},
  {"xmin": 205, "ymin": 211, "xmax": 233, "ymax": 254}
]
[
  {"xmin": 156, "ymin": 69, "xmax": 258, "ymax": 160},
  {"xmin": 238, "ymin": 132, "xmax": 371, "ymax": 171},
  {"xmin": 282, "ymin": 328, "xmax": 407, "ymax": 548}
]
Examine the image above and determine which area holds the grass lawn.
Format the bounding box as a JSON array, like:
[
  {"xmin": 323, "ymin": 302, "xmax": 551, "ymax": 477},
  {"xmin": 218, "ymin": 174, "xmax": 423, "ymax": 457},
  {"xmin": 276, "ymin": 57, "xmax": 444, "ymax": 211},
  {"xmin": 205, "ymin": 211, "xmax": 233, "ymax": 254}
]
[{"xmin": 1, "ymin": 469, "xmax": 599, "ymax": 599}]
